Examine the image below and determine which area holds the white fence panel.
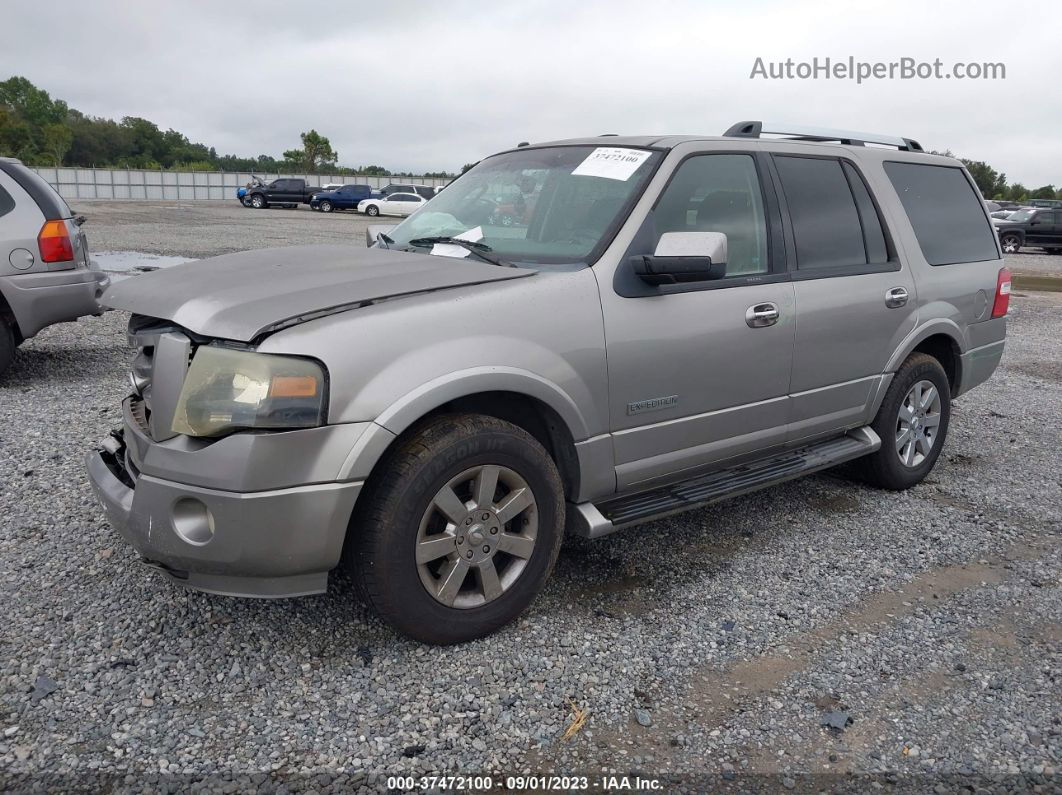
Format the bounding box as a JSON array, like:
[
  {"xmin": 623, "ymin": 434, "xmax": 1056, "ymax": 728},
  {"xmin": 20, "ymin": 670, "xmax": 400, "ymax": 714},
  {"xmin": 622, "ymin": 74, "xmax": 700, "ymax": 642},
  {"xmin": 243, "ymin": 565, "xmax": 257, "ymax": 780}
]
[{"xmin": 30, "ymin": 167, "xmax": 453, "ymax": 201}]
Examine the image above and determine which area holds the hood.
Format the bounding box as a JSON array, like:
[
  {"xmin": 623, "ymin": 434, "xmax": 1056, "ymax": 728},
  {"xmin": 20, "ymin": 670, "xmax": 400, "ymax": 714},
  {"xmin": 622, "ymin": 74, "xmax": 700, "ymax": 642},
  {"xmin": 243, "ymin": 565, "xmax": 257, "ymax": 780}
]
[{"xmin": 102, "ymin": 244, "xmax": 535, "ymax": 342}]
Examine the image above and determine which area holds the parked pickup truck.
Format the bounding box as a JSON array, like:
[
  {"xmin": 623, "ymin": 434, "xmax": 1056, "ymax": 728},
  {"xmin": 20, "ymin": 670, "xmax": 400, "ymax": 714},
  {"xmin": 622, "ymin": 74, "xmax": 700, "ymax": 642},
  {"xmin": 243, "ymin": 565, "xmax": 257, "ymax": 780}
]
[
  {"xmin": 243, "ymin": 178, "xmax": 322, "ymax": 209},
  {"xmin": 89, "ymin": 122, "xmax": 1008, "ymax": 645}
]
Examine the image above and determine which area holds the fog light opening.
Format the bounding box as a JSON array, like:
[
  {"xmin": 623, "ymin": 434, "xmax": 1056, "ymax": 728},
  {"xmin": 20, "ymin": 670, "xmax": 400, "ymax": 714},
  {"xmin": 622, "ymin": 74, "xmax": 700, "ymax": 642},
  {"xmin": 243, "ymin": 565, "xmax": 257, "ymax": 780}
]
[{"xmin": 172, "ymin": 498, "xmax": 215, "ymax": 546}]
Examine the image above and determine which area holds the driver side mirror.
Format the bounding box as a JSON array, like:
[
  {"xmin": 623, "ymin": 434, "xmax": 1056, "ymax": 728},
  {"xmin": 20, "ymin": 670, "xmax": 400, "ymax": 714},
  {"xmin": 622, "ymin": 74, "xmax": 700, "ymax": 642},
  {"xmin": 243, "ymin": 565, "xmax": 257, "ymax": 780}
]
[{"xmin": 631, "ymin": 232, "xmax": 728, "ymax": 285}]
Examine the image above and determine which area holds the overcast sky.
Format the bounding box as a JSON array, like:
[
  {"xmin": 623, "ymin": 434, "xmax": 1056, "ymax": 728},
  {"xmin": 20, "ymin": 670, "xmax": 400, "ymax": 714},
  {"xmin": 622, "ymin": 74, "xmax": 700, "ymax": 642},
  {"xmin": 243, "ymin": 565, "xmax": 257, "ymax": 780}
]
[{"xmin": 4, "ymin": 0, "xmax": 1060, "ymax": 185}]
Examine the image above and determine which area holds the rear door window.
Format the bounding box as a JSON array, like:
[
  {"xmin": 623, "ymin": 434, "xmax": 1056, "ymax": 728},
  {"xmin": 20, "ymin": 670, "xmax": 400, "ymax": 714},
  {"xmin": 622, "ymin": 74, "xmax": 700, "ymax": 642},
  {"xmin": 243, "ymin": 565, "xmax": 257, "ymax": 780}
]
[
  {"xmin": 773, "ymin": 156, "xmax": 870, "ymax": 271},
  {"xmin": 883, "ymin": 161, "xmax": 999, "ymax": 265}
]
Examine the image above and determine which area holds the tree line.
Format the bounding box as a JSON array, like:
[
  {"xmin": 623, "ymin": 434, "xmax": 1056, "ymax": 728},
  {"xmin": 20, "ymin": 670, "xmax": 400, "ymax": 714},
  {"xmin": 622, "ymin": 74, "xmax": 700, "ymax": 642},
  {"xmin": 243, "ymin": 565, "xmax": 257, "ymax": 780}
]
[
  {"xmin": 2, "ymin": 75, "xmax": 1059, "ymax": 199},
  {"xmin": 0, "ymin": 76, "xmax": 455, "ymax": 178}
]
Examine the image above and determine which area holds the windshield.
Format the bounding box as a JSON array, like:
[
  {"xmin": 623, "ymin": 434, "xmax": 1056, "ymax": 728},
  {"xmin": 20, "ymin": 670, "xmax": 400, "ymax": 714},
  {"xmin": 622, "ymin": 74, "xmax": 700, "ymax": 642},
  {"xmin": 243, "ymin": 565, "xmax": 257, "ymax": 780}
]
[
  {"xmin": 382, "ymin": 145, "xmax": 661, "ymax": 265},
  {"xmin": 1008, "ymin": 210, "xmax": 1034, "ymax": 222}
]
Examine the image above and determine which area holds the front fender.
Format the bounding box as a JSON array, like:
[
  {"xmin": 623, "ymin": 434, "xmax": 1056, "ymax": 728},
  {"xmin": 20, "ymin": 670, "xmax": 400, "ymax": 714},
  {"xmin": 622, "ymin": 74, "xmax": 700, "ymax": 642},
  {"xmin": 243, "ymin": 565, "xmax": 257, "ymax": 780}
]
[{"xmin": 373, "ymin": 366, "xmax": 591, "ymax": 441}]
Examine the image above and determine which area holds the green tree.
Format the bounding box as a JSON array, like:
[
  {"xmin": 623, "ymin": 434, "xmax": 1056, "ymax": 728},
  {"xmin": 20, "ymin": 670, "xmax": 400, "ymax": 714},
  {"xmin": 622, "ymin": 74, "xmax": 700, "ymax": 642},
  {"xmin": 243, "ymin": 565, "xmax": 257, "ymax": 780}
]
[
  {"xmin": 0, "ymin": 76, "xmax": 67, "ymax": 127},
  {"xmin": 1006, "ymin": 183, "xmax": 1028, "ymax": 202},
  {"xmin": 1030, "ymin": 185, "xmax": 1057, "ymax": 200},
  {"xmin": 960, "ymin": 159, "xmax": 1007, "ymax": 198},
  {"xmin": 283, "ymin": 129, "xmax": 338, "ymax": 172},
  {"xmin": 40, "ymin": 123, "xmax": 73, "ymax": 165},
  {"xmin": 461, "ymin": 162, "xmax": 477, "ymax": 174}
]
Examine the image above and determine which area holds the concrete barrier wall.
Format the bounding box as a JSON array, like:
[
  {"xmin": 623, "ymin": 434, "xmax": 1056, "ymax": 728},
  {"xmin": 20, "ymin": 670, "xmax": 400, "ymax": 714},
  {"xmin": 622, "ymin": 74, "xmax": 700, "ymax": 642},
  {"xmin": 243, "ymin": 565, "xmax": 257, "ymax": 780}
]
[{"xmin": 29, "ymin": 167, "xmax": 452, "ymax": 201}]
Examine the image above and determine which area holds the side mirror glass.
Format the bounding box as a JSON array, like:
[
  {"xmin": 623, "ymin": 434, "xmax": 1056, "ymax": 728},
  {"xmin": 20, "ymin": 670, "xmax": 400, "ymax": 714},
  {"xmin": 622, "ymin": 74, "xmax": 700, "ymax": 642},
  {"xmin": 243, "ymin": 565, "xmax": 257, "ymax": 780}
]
[{"xmin": 631, "ymin": 232, "xmax": 728, "ymax": 285}]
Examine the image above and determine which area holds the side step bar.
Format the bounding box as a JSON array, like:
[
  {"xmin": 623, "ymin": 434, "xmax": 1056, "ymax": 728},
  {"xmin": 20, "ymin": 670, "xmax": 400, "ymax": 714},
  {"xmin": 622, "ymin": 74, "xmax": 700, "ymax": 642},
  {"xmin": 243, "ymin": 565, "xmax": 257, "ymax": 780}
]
[{"xmin": 570, "ymin": 428, "xmax": 880, "ymax": 539}]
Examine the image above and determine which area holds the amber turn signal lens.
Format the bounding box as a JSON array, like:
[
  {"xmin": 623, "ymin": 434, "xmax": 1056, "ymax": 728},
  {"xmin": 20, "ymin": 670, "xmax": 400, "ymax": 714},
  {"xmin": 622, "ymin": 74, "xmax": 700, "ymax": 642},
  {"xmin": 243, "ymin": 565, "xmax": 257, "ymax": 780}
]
[
  {"xmin": 269, "ymin": 375, "xmax": 318, "ymax": 398},
  {"xmin": 38, "ymin": 220, "xmax": 74, "ymax": 263}
]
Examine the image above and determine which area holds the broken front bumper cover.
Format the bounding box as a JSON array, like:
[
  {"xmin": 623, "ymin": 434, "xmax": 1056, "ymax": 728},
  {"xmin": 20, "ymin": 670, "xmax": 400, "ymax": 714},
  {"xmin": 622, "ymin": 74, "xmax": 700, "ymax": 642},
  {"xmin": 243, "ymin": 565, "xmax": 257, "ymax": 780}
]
[{"xmin": 86, "ymin": 430, "xmax": 362, "ymax": 598}]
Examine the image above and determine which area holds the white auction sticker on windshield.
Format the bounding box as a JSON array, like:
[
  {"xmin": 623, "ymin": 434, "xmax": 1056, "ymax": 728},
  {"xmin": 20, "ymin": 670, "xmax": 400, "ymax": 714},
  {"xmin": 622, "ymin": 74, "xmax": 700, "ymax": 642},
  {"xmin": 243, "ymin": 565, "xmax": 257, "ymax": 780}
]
[{"xmin": 571, "ymin": 147, "xmax": 652, "ymax": 181}]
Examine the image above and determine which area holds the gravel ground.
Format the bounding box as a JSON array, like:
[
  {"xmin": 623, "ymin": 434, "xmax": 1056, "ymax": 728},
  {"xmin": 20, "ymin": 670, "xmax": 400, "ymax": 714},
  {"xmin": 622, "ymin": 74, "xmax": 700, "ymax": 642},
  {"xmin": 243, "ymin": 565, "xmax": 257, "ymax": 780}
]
[{"xmin": 0, "ymin": 204, "xmax": 1059, "ymax": 792}]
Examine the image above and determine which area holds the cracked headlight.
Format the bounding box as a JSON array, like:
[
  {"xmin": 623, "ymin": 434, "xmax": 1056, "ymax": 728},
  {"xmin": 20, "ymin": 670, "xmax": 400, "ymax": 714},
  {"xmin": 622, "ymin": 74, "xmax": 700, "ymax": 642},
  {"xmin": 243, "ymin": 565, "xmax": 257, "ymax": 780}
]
[{"xmin": 171, "ymin": 346, "xmax": 327, "ymax": 437}]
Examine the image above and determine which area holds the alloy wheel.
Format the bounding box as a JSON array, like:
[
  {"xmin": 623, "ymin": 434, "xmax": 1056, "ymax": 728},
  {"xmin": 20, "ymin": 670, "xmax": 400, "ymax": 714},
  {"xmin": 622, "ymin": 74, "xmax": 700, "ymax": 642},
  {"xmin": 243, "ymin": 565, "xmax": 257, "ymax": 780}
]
[
  {"xmin": 895, "ymin": 379, "xmax": 942, "ymax": 468},
  {"xmin": 415, "ymin": 465, "xmax": 538, "ymax": 609}
]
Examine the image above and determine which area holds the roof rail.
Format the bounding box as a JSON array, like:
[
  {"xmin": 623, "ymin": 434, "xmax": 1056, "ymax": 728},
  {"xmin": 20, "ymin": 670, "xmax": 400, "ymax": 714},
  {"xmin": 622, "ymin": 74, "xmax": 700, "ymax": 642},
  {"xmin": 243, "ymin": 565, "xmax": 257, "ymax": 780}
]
[{"xmin": 724, "ymin": 121, "xmax": 924, "ymax": 152}]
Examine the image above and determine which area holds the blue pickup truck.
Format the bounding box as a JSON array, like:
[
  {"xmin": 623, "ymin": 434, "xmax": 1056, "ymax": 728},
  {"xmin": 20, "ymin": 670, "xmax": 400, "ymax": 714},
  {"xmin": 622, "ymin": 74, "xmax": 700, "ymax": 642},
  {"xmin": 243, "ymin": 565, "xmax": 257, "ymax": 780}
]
[{"xmin": 309, "ymin": 184, "xmax": 377, "ymax": 213}]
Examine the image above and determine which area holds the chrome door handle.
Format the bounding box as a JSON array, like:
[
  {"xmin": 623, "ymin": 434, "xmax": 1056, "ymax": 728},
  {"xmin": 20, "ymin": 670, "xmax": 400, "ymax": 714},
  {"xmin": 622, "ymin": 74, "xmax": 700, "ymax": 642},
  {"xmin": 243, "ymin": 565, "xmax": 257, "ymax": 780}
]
[
  {"xmin": 745, "ymin": 302, "xmax": 780, "ymax": 328},
  {"xmin": 885, "ymin": 287, "xmax": 909, "ymax": 308}
]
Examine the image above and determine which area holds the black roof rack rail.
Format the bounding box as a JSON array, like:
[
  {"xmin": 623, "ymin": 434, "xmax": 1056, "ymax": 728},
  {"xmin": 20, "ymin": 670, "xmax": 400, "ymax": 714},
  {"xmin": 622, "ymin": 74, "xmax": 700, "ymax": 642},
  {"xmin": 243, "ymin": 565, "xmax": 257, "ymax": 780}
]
[{"xmin": 724, "ymin": 121, "xmax": 924, "ymax": 152}]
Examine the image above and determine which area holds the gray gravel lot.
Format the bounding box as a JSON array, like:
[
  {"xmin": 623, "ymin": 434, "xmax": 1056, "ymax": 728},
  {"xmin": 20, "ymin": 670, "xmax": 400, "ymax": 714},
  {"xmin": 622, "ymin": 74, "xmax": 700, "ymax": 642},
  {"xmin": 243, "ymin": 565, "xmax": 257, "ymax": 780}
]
[{"xmin": 0, "ymin": 202, "xmax": 1059, "ymax": 792}]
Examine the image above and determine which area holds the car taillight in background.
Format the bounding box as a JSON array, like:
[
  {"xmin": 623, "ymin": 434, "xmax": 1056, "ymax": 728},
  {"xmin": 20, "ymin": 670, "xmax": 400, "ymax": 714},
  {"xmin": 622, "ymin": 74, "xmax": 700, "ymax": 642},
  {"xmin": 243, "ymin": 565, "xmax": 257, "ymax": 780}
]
[
  {"xmin": 991, "ymin": 267, "xmax": 1012, "ymax": 318},
  {"xmin": 38, "ymin": 220, "xmax": 74, "ymax": 263}
]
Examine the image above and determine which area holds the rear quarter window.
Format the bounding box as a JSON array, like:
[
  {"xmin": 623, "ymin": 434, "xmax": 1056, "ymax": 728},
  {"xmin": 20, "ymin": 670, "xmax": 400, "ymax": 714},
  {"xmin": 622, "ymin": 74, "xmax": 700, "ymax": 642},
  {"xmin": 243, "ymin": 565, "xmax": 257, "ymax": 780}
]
[
  {"xmin": 883, "ymin": 161, "xmax": 999, "ymax": 265},
  {"xmin": 0, "ymin": 184, "xmax": 15, "ymax": 218}
]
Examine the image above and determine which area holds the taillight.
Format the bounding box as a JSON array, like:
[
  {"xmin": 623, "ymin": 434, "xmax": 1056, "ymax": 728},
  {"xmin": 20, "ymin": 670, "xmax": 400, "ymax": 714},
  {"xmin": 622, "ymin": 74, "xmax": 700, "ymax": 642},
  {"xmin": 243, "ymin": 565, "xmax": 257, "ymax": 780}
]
[
  {"xmin": 991, "ymin": 267, "xmax": 1011, "ymax": 318},
  {"xmin": 38, "ymin": 220, "xmax": 74, "ymax": 263}
]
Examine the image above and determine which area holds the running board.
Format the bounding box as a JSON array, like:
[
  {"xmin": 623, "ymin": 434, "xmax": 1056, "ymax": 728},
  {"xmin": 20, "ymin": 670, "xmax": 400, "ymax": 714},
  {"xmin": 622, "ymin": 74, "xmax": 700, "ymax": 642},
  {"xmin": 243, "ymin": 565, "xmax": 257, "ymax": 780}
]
[{"xmin": 570, "ymin": 428, "xmax": 880, "ymax": 538}]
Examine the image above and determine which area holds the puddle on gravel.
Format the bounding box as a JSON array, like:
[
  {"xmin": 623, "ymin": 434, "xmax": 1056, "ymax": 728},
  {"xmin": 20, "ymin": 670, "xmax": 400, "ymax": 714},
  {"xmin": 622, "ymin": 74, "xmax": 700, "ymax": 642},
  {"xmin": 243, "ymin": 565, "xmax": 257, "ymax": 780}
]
[{"xmin": 93, "ymin": 250, "xmax": 196, "ymax": 280}]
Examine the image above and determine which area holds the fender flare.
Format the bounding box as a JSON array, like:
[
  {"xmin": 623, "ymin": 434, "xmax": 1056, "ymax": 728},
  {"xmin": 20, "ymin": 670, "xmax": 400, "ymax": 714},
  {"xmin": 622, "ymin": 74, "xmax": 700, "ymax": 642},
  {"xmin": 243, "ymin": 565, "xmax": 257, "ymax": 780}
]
[
  {"xmin": 885, "ymin": 318, "xmax": 965, "ymax": 374},
  {"xmin": 375, "ymin": 366, "xmax": 591, "ymax": 441},
  {"xmin": 334, "ymin": 367, "xmax": 592, "ymax": 483}
]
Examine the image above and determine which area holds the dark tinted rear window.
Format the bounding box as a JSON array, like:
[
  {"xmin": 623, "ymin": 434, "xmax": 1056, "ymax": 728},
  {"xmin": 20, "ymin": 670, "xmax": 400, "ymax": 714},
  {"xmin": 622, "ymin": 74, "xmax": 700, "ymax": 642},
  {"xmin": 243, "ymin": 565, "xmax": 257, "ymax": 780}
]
[
  {"xmin": 883, "ymin": 161, "xmax": 998, "ymax": 265},
  {"xmin": 0, "ymin": 162, "xmax": 72, "ymax": 220},
  {"xmin": 774, "ymin": 156, "xmax": 866, "ymax": 270}
]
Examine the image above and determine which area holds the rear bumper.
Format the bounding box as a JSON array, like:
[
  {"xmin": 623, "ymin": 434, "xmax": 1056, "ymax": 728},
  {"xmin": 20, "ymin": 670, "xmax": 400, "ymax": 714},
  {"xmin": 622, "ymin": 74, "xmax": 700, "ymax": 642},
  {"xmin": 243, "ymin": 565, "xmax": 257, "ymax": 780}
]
[
  {"xmin": 1, "ymin": 265, "xmax": 109, "ymax": 338},
  {"xmin": 956, "ymin": 339, "xmax": 1005, "ymax": 397},
  {"xmin": 86, "ymin": 432, "xmax": 363, "ymax": 598}
]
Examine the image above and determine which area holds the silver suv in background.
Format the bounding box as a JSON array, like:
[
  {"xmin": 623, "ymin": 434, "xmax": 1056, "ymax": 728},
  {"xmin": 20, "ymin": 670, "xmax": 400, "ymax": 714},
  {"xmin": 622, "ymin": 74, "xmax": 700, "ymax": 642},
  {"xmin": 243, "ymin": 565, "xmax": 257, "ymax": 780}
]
[
  {"xmin": 88, "ymin": 122, "xmax": 1008, "ymax": 644},
  {"xmin": 0, "ymin": 157, "xmax": 109, "ymax": 375}
]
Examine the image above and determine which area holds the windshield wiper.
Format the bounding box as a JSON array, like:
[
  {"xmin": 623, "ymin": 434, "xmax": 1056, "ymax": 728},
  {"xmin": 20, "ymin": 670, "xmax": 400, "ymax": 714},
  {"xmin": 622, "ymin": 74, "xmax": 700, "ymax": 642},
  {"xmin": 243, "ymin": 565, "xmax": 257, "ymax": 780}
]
[{"xmin": 407, "ymin": 236, "xmax": 514, "ymax": 268}]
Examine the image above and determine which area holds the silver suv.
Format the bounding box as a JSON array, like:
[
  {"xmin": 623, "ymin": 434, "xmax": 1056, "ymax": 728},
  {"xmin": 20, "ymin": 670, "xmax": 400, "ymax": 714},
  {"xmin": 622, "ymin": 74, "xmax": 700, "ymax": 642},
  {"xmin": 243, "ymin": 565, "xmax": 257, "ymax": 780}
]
[
  {"xmin": 87, "ymin": 122, "xmax": 1009, "ymax": 644},
  {"xmin": 0, "ymin": 158, "xmax": 109, "ymax": 375}
]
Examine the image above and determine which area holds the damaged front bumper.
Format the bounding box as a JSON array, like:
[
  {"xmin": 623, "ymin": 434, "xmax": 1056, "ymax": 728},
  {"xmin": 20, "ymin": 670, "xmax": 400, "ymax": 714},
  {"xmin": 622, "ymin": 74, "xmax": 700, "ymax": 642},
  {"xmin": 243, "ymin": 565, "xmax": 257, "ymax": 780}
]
[{"xmin": 86, "ymin": 410, "xmax": 365, "ymax": 598}]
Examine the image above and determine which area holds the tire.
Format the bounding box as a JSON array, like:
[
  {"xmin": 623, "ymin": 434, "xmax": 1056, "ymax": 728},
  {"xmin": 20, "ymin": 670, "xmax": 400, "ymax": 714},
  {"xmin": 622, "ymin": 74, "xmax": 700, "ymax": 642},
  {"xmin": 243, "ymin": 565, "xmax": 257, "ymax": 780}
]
[
  {"xmin": 250, "ymin": 193, "xmax": 267, "ymax": 209},
  {"xmin": 0, "ymin": 319, "xmax": 14, "ymax": 377},
  {"xmin": 240, "ymin": 196, "xmax": 252, "ymax": 208},
  {"xmin": 345, "ymin": 413, "xmax": 565, "ymax": 645},
  {"xmin": 1045, "ymin": 248, "xmax": 1062, "ymax": 255},
  {"xmin": 365, "ymin": 204, "xmax": 380, "ymax": 217},
  {"xmin": 859, "ymin": 353, "xmax": 951, "ymax": 490},
  {"xmin": 319, "ymin": 200, "xmax": 333, "ymax": 213},
  {"xmin": 1000, "ymin": 233, "xmax": 1021, "ymax": 254}
]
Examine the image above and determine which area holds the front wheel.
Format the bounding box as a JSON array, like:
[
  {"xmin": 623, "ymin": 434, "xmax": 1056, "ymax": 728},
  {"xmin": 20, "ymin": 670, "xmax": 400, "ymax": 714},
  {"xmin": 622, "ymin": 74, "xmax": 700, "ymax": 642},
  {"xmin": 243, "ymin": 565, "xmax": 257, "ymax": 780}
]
[
  {"xmin": 365, "ymin": 204, "xmax": 380, "ymax": 217},
  {"xmin": 345, "ymin": 414, "xmax": 565, "ymax": 645},
  {"xmin": 319, "ymin": 200, "xmax": 333, "ymax": 213},
  {"xmin": 1000, "ymin": 233, "xmax": 1021, "ymax": 254},
  {"xmin": 250, "ymin": 194, "xmax": 267, "ymax": 209},
  {"xmin": 859, "ymin": 353, "xmax": 951, "ymax": 490}
]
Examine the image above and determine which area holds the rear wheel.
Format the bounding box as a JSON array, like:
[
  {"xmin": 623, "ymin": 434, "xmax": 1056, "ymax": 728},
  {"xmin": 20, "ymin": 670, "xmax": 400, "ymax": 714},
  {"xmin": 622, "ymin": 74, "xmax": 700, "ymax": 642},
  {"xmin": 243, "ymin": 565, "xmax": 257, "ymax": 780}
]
[
  {"xmin": 859, "ymin": 353, "xmax": 951, "ymax": 490},
  {"xmin": 0, "ymin": 319, "xmax": 14, "ymax": 376},
  {"xmin": 250, "ymin": 193, "xmax": 267, "ymax": 209},
  {"xmin": 319, "ymin": 200, "xmax": 333, "ymax": 213},
  {"xmin": 345, "ymin": 414, "xmax": 565, "ymax": 645},
  {"xmin": 1000, "ymin": 233, "xmax": 1021, "ymax": 254}
]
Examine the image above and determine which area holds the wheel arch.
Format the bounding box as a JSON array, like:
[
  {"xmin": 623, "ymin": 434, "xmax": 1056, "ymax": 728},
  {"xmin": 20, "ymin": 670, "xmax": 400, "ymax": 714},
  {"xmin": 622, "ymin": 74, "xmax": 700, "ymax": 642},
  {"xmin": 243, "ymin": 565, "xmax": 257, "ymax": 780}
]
[
  {"xmin": 0, "ymin": 283, "xmax": 25, "ymax": 344},
  {"xmin": 885, "ymin": 321, "xmax": 964, "ymax": 395},
  {"xmin": 340, "ymin": 370, "xmax": 591, "ymax": 502}
]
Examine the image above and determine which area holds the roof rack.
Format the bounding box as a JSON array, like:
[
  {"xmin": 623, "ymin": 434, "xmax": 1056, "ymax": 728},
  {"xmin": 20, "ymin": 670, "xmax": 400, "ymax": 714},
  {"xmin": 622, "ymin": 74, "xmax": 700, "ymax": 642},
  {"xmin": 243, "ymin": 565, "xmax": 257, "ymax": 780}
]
[{"xmin": 724, "ymin": 121, "xmax": 924, "ymax": 152}]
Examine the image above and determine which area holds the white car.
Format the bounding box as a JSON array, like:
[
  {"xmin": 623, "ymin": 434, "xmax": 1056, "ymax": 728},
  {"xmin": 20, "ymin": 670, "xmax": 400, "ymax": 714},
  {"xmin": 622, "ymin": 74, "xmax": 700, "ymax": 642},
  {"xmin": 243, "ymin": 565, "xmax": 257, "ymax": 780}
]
[{"xmin": 357, "ymin": 193, "xmax": 427, "ymax": 217}]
